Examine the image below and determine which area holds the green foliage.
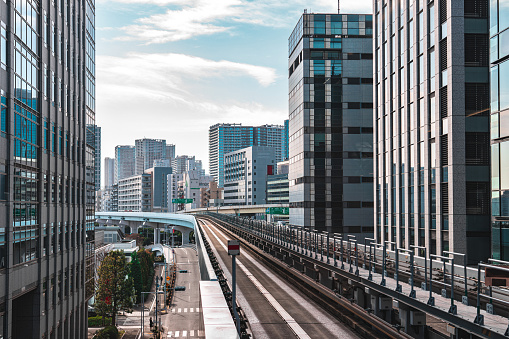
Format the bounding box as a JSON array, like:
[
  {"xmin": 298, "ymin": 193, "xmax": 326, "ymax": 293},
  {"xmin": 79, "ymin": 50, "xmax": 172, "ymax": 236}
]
[
  {"xmin": 139, "ymin": 227, "xmax": 154, "ymax": 246},
  {"xmin": 137, "ymin": 248, "xmax": 155, "ymax": 293},
  {"xmin": 129, "ymin": 251, "xmax": 143, "ymax": 303},
  {"xmin": 94, "ymin": 325, "xmax": 118, "ymax": 339},
  {"xmin": 88, "ymin": 316, "xmax": 112, "ymax": 327},
  {"xmin": 94, "ymin": 251, "xmax": 135, "ymax": 326}
]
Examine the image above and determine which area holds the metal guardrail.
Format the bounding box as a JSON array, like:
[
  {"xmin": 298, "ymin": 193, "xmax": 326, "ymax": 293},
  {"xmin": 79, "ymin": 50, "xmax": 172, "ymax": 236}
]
[{"xmin": 201, "ymin": 212, "xmax": 509, "ymax": 338}]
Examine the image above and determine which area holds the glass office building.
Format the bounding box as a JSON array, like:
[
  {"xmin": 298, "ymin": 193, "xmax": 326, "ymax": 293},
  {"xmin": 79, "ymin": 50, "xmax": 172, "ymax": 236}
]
[
  {"xmin": 374, "ymin": 0, "xmax": 490, "ymax": 264},
  {"xmin": 491, "ymin": 0, "xmax": 509, "ymax": 260},
  {"xmin": 288, "ymin": 12, "xmax": 374, "ymax": 236},
  {"xmin": 0, "ymin": 0, "xmax": 95, "ymax": 335}
]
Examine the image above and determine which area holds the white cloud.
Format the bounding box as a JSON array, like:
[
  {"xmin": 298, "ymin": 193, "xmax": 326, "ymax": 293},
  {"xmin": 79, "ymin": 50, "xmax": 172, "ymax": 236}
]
[
  {"xmin": 98, "ymin": 52, "xmax": 277, "ymax": 96},
  {"xmin": 109, "ymin": 0, "xmax": 372, "ymax": 44},
  {"xmin": 96, "ymin": 52, "xmax": 284, "ymax": 168}
]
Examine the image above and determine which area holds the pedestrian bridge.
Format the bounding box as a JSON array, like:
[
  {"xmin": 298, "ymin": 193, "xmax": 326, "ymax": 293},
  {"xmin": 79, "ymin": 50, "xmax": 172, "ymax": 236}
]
[{"xmin": 95, "ymin": 212, "xmax": 197, "ymax": 245}]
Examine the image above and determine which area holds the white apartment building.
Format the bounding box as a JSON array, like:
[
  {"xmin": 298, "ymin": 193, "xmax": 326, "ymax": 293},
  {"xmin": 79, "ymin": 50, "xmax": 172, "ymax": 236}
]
[{"xmin": 118, "ymin": 173, "xmax": 152, "ymax": 212}]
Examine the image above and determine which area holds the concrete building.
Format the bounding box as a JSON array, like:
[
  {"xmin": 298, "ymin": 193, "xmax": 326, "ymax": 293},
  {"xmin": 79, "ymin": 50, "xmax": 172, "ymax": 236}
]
[
  {"xmin": 145, "ymin": 167, "xmax": 173, "ymax": 212},
  {"xmin": 224, "ymin": 146, "xmax": 276, "ymax": 205},
  {"xmin": 180, "ymin": 170, "xmax": 214, "ymax": 209},
  {"xmin": 104, "ymin": 157, "xmax": 115, "ymax": 189},
  {"xmin": 491, "ymin": 0, "xmax": 509, "ymax": 260},
  {"xmin": 200, "ymin": 181, "xmax": 224, "ymax": 208},
  {"xmin": 209, "ymin": 123, "xmax": 285, "ymax": 187},
  {"xmin": 135, "ymin": 138, "xmax": 167, "ymax": 175},
  {"xmin": 94, "ymin": 126, "xmax": 101, "ymax": 191},
  {"xmin": 0, "ymin": 0, "xmax": 95, "ymax": 334},
  {"xmin": 167, "ymin": 173, "xmax": 184, "ymax": 212},
  {"xmin": 97, "ymin": 186, "xmax": 117, "ymax": 212},
  {"xmin": 267, "ymin": 174, "xmax": 289, "ymax": 204},
  {"xmin": 173, "ymin": 155, "xmax": 198, "ymax": 174},
  {"xmin": 277, "ymin": 160, "xmax": 289, "ymax": 175},
  {"xmin": 115, "ymin": 145, "xmax": 136, "ymax": 183},
  {"xmin": 288, "ymin": 13, "xmax": 374, "ymax": 237},
  {"xmin": 118, "ymin": 174, "xmax": 152, "ymax": 212},
  {"xmin": 374, "ymin": 0, "xmax": 490, "ymax": 263}
]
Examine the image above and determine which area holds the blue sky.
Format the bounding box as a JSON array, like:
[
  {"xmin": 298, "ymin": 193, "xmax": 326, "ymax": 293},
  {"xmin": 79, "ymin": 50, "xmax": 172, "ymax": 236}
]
[{"xmin": 96, "ymin": 0, "xmax": 372, "ymax": 171}]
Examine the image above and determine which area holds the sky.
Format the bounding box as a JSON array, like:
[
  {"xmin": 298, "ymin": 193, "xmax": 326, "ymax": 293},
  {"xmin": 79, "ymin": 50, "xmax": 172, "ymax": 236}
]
[{"xmin": 96, "ymin": 0, "xmax": 372, "ymax": 172}]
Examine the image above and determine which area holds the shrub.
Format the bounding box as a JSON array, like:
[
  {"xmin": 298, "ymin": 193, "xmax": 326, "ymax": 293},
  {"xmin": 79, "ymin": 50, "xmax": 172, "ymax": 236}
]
[
  {"xmin": 88, "ymin": 316, "xmax": 112, "ymax": 327},
  {"xmin": 94, "ymin": 325, "xmax": 118, "ymax": 339}
]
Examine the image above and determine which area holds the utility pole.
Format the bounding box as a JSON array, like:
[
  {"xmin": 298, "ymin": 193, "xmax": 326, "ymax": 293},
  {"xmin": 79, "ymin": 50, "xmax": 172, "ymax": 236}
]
[{"xmin": 338, "ymin": 0, "xmax": 340, "ymax": 14}]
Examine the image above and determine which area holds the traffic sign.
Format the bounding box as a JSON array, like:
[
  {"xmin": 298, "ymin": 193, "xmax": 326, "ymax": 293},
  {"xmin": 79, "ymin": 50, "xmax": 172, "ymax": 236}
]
[
  {"xmin": 265, "ymin": 207, "xmax": 289, "ymax": 215},
  {"xmin": 172, "ymin": 198, "xmax": 193, "ymax": 204},
  {"xmin": 228, "ymin": 240, "xmax": 240, "ymax": 256}
]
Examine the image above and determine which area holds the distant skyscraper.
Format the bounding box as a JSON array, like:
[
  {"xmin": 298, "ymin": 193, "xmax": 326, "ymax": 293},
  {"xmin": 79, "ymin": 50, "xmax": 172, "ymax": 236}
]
[
  {"xmin": 115, "ymin": 145, "xmax": 136, "ymax": 183},
  {"xmin": 95, "ymin": 126, "xmax": 102, "ymax": 191},
  {"xmin": 491, "ymin": 0, "xmax": 509, "ymax": 260},
  {"xmin": 209, "ymin": 123, "xmax": 285, "ymax": 187},
  {"xmin": 104, "ymin": 157, "xmax": 115, "ymax": 189},
  {"xmin": 135, "ymin": 138, "xmax": 167, "ymax": 174},
  {"xmin": 173, "ymin": 155, "xmax": 197, "ymax": 174},
  {"xmin": 166, "ymin": 144, "xmax": 176, "ymax": 159},
  {"xmin": 0, "ymin": 0, "xmax": 95, "ymax": 334},
  {"xmin": 375, "ymin": 0, "xmax": 490, "ymax": 263},
  {"xmin": 288, "ymin": 13, "xmax": 374, "ymax": 237}
]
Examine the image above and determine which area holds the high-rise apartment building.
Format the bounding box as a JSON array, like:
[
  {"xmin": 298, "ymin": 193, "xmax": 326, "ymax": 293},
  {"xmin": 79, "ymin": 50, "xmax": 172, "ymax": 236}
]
[
  {"xmin": 104, "ymin": 157, "xmax": 115, "ymax": 189},
  {"xmin": 0, "ymin": 0, "xmax": 95, "ymax": 334},
  {"xmin": 209, "ymin": 123, "xmax": 285, "ymax": 187},
  {"xmin": 166, "ymin": 144, "xmax": 176, "ymax": 160},
  {"xmin": 288, "ymin": 13, "xmax": 374, "ymax": 236},
  {"xmin": 491, "ymin": 0, "xmax": 509, "ymax": 260},
  {"xmin": 374, "ymin": 0, "xmax": 490, "ymax": 263},
  {"xmin": 115, "ymin": 145, "xmax": 135, "ymax": 183},
  {"xmin": 135, "ymin": 138, "xmax": 166, "ymax": 174},
  {"xmin": 94, "ymin": 126, "xmax": 101, "ymax": 191},
  {"xmin": 173, "ymin": 155, "xmax": 197, "ymax": 174}
]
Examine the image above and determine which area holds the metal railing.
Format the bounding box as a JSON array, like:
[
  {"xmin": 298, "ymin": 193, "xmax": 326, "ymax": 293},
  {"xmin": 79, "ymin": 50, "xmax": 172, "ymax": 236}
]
[{"xmin": 201, "ymin": 212, "xmax": 509, "ymax": 336}]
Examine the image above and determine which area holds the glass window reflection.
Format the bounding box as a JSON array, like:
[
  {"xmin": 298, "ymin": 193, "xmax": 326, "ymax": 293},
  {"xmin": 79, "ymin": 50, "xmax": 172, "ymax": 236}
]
[
  {"xmin": 501, "ymin": 141, "xmax": 509, "ymax": 190},
  {"xmin": 500, "ymin": 60, "xmax": 509, "ymax": 110},
  {"xmin": 500, "ymin": 0, "xmax": 509, "ymax": 32}
]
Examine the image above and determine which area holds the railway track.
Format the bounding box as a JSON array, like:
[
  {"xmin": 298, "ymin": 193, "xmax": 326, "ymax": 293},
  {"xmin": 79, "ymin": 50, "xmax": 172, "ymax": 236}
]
[{"xmin": 198, "ymin": 216, "xmax": 412, "ymax": 339}]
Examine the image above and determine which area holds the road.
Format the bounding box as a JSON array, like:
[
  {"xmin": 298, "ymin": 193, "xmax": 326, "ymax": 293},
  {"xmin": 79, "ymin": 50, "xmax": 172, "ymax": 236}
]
[
  {"xmin": 198, "ymin": 218, "xmax": 360, "ymax": 339},
  {"xmin": 160, "ymin": 246, "xmax": 205, "ymax": 338}
]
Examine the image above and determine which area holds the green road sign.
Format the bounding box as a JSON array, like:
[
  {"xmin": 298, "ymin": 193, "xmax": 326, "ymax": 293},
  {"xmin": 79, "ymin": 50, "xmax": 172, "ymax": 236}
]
[
  {"xmin": 172, "ymin": 199, "xmax": 193, "ymax": 204},
  {"xmin": 266, "ymin": 207, "xmax": 289, "ymax": 215}
]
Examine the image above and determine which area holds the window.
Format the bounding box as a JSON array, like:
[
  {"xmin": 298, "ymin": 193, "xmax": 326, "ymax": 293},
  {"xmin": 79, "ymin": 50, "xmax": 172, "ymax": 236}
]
[{"xmin": 500, "ymin": 60, "xmax": 509, "ymax": 111}]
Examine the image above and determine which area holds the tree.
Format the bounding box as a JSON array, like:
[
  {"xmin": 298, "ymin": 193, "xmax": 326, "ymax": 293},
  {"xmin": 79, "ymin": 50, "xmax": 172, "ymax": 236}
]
[
  {"xmin": 137, "ymin": 248, "xmax": 155, "ymax": 292},
  {"xmin": 95, "ymin": 251, "xmax": 135, "ymax": 326},
  {"xmin": 129, "ymin": 251, "xmax": 143, "ymax": 303}
]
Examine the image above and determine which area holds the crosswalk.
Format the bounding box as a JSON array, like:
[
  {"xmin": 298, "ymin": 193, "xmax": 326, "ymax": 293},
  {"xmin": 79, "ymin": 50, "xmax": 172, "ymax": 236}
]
[
  {"xmin": 170, "ymin": 307, "xmax": 200, "ymax": 313},
  {"xmin": 167, "ymin": 329, "xmax": 204, "ymax": 337}
]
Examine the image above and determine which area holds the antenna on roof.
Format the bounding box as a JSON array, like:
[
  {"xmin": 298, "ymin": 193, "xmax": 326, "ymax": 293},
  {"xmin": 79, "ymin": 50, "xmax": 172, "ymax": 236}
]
[{"xmin": 338, "ymin": 0, "xmax": 340, "ymax": 14}]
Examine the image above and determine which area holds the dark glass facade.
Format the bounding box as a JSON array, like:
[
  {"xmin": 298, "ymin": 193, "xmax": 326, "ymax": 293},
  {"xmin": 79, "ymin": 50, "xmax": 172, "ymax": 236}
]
[
  {"xmin": 375, "ymin": 0, "xmax": 490, "ymax": 264},
  {"xmin": 288, "ymin": 13, "xmax": 374, "ymax": 237},
  {"xmin": 491, "ymin": 0, "xmax": 509, "ymax": 260},
  {"xmin": 0, "ymin": 0, "xmax": 95, "ymax": 335}
]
